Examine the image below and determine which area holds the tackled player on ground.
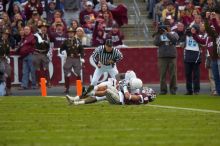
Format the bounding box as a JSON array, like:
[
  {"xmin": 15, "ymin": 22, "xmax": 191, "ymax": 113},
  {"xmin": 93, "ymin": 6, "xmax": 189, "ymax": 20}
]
[{"xmin": 65, "ymin": 70, "xmax": 156, "ymax": 105}]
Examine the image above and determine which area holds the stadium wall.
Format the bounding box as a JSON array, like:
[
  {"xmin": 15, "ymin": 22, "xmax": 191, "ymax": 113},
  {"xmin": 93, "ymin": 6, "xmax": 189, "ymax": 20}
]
[{"xmin": 10, "ymin": 47, "xmax": 208, "ymax": 85}]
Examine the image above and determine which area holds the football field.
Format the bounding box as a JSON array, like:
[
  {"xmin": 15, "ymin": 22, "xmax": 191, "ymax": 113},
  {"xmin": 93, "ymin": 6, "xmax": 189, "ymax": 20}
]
[{"xmin": 0, "ymin": 95, "xmax": 220, "ymax": 146}]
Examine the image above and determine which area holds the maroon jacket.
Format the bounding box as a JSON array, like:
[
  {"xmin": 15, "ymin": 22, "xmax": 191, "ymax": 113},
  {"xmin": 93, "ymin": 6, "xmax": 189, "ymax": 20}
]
[
  {"xmin": 192, "ymin": 34, "xmax": 219, "ymax": 60},
  {"xmin": 111, "ymin": 4, "xmax": 128, "ymax": 27},
  {"xmin": 19, "ymin": 33, "xmax": 36, "ymax": 58},
  {"xmin": 212, "ymin": 18, "xmax": 220, "ymax": 33}
]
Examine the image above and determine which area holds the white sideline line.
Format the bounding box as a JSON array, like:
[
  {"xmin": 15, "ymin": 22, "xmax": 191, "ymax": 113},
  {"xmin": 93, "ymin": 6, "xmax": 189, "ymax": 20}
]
[
  {"xmin": 46, "ymin": 96, "xmax": 65, "ymax": 98},
  {"xmin": 148, "ymin": 104, "xmax": 220, "ymax": 114}
]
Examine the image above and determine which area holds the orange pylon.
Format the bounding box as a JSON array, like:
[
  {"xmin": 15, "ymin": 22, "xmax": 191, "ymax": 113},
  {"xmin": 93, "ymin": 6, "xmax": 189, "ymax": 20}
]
[
  {"xmin": 40, "ymin": 78, "xmax": 47, "ymax": 96},
  {"xmin": 76, "ymin": 80, "xmax": 82, "ymax": 96}
]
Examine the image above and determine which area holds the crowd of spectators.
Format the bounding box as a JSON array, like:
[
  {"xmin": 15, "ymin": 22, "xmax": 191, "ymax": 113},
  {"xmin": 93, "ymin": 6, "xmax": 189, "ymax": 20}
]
[
  {"xmin": 0, "ymin": 0, "xmax": 129, "ymax": 95},
  {"xmin": 149, "ymin": 0, "xmax": 220, "ymax": 96},
  {"xmin": 148, "ymin": 0, "xmax": 219, "ymax": 33},
  {"xmin": 0, "ymin": 0, "xmax": 127, "ymax": 48}
]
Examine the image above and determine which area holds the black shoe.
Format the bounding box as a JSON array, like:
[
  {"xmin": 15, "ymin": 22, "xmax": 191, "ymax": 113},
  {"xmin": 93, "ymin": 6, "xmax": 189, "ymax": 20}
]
[
  {"xmin": 83, "ymin": 85, "xmax": 94, "ymax": 96},
  {"xmin": 170, "ymin": 91, "xmax": 176, "ymax": 95},
  {"xmin": 185, "ymin": 92, "xmax": 193, "ymax": 95},
  {"xmin": 81, "ymin": 86, "xmax": 87, "ymax": 96}
]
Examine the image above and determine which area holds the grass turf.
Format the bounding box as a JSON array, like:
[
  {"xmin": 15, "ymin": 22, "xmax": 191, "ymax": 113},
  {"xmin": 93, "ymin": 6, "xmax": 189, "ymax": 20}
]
[{"xmin": 0, "ymin": 95, "xmax": 220, "ymax": 146}]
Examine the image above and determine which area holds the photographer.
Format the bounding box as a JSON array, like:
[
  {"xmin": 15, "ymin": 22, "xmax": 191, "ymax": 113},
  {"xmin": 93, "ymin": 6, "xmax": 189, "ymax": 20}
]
[
  {"xmin": 153, "ymin": 24, "xmax": 179, "ymax": 95},
  {"xmin": 182, "ymin": 25, "xmax": 201, "ymax": 95}
]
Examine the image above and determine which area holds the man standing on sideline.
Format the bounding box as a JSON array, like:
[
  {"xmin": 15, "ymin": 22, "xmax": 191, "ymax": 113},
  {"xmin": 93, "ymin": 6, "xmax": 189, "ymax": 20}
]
[
  {"xmin": 17, "ymin": 26, "xmax": 37, "ymax": 89},
  {"xmin": 60, "ymin": 27, "xmax": 84, "ymax": 94},
  {"xmin": 33, "ymin": 22, "xmax": 51, "ymax": 88},
  {"xmin": 0, "ymin": 29, "xmax": 15, "ymax": 95},
  {"xmin": 154, "ymin": 23, "xmax": 179, "ymax": 95},
  {"xmin": 91, "ymin": 39, "xmax": 123, "ymax": 85}
]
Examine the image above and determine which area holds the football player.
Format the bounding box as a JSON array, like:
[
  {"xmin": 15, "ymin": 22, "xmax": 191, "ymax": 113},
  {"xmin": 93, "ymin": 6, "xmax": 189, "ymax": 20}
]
[
  {"xmin": 105, "ymin": 78, "xmax": 156, "ymax": 105},
  {"xmin": 66, "ymin": 70, "xmax": 156, "ymax": 105},
  {"xmin": 65, "ymin": 70, "xmax": 137, "ymax": 105}
]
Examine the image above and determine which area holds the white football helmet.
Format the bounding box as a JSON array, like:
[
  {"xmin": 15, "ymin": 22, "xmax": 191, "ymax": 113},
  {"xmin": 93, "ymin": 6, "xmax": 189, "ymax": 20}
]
[
  {"xmin": 129, "ymin": 78, "xmax": 143, "ymax": 90},
  {"xmin": 125, "ymin": 70, "xmax": 136, "ymax": 81}
]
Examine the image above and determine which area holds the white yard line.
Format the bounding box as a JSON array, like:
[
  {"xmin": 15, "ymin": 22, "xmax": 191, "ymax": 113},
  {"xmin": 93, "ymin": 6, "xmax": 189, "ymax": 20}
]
[
  {"xmin": 148, "ymin": 104, "xmax": 220, "ymax": 114},
  {"xmin": 46, "ymin": 96, "xmax": 65, "ymax": 98}
]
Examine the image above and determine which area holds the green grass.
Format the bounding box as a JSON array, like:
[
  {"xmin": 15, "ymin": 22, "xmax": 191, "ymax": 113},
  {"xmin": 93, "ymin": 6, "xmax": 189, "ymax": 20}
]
[{"xmin": 0, "ymin": 95, "xmax": 220, "ymax": 146}]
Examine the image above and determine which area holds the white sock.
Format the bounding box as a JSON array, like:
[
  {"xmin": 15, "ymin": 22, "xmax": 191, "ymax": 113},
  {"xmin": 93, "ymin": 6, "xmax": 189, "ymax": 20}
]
[
  {"xmin": 74, "ymin": 100, "xmax": 85, "ymax": 105},
  {"xmin": 73, "ymin": 96, "xmax": 80, "ymax": 101},
  {"xmin": 95, "ymin": 96, "xmax": 106, "ymax": 101}
]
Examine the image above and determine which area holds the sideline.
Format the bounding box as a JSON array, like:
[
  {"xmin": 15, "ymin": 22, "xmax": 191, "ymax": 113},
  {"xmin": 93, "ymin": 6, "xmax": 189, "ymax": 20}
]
[{"xmin": 148, "ymin": 104, "xmax": 220, "ymax": 114}]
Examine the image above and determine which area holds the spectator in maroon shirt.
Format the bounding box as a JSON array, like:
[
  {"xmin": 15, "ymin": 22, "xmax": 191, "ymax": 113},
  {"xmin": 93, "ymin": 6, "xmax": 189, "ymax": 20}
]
[
  {"xmin": 17, "ymin": 26, "xmax": 37, "ymax": 89},
  {"xmin": 92, "ymin": 21, "xmax": 105, "ymax": 47},
  {"xmin": 106, "ymin": 23, "xmax": 124, "ymax": 47},
  {"xmin": 79, "ymin": 1, "xmax": 98, "ymax": 26},
  {"xmin": 98, "ymin": 4, "xmax": 116, "ymax": 33},
  {"xmin": 46, "ymin": 0, "xmax": 57, "ymax": 25},
  {"xmin": 181, "ymin": 9, "xmax": 194, "ymax": 27},
  {"xmin": 50, "ymin": 10, "xmax": 67, "ymax": 32},
  {"xmin": 24, "ymin": 0, "xmax": 43, "ymax": 20},
  {"xmin": 49, "ymin": 23, "xmax": 67, "ymax": 48}
]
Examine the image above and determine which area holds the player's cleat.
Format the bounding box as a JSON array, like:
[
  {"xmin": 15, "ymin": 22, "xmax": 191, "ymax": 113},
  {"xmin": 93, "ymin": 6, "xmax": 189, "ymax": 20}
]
[
  {"xmin": 65, "ymin": 95, "xmax": 74, "ymax": 105},
  {"xmin": 82, "ymin": 85, "xmax": 94, "ymax": 96}
]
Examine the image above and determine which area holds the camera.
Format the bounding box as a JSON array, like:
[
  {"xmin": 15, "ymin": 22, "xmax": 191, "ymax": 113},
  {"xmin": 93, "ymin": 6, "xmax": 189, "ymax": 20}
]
[
  {"xmin": 185, "ymin": 27, "xmax": 191, "ymax": 36},
  {"xmin": 158, "ymin": 24, "xmax": 168, "ymax": 33}
]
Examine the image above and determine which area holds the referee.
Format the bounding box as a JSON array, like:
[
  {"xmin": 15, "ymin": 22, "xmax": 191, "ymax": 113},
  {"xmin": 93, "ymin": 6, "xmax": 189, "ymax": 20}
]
[{"xmin": 91, "ymin": 39, "xmax": 123, "ymax": 85}]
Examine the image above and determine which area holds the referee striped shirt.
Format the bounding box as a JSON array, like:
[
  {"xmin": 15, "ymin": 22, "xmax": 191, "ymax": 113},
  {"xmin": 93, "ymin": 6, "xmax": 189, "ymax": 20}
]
[{"xmin": 92, "ymin": 45, "xmax": 123, "ymax": 65}]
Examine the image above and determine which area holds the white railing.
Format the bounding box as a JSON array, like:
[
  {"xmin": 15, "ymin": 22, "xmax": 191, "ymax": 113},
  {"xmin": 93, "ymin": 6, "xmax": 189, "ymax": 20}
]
[
  {"xmin": 133, "ymin": 0, "xmax": 141, "ymax": 44},
  {"xmin": 143, "ymin": 22, "xmax": 149, "ymax": 46},
  {"xmin": 133, "ymin": 0, "xmax": 149, "ymax": 45}
]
